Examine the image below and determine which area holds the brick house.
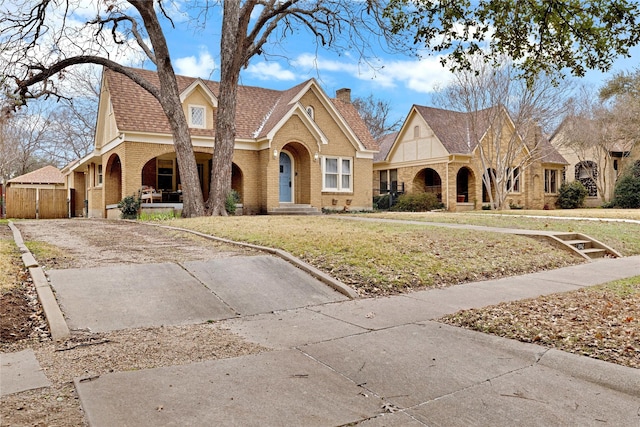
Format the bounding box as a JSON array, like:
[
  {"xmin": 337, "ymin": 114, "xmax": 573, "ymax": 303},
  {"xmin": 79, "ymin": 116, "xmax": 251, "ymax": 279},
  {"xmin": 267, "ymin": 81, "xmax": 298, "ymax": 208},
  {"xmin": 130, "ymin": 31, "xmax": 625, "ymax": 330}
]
[
  {"xmin": 550, "ymin": 118, "xmax": 639, "ymax": 207},
  {"xmin": 374, "ymin": 105, "xmax": 567, "ymax": 211},
  {"xmin": 67, "ymin": 67, "xmax": 377, "ymax": 217}
]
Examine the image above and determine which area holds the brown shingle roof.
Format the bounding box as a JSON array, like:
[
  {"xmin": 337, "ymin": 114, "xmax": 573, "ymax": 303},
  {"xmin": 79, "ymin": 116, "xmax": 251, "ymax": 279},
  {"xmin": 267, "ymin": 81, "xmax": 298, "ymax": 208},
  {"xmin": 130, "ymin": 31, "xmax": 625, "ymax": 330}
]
[
  {"xmin": 374, "ymin": 132, "xmax": 398, "ymax": 162},
  {"xmin": 105, "ymin": 67, "xmax": 372, "ymax": 147},
  {"xmin": 535, "ymin": 136, "xmax": 568, "ymax": 164},
  {"xmin": 331, "ymin": 97, "xmax": 378, "ymax": 150},
  {"xmin": 8, "ymin": 166, "xmax": 64, "ymax": 184},
  {"xmin": 414, "ymin": 105, "xmax": 499, "ymax": 154}
]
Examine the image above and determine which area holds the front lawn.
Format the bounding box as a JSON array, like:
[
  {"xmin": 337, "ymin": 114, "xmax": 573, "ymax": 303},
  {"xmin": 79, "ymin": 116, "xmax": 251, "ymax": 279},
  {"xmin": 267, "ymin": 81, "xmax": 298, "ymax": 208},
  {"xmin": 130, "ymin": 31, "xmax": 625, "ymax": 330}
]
[
  {"xmin": 441, "ymin": 276, "xmax": 640, "ymax": 368},
  {"xmin": 167, "ymin": 216, "xmax": 581, "ymax": 296},
  {"xmin": 366, "ymin": 211, "xmax": 640, "ymax": 256}
]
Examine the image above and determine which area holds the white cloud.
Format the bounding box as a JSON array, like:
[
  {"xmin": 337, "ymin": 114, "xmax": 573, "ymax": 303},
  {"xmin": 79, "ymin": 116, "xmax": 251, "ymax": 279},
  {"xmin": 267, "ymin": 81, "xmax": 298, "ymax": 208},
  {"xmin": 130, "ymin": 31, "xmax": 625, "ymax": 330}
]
[
  {"xmin": 291, "ymin": 52, "xmax": 451, "ymax": 94},
  {"xmin": 245, "ymin": 61, "xmax": 296, "ymax": 81},
  {"xmin": 175, "ymin": 48, "xmax": 216, "ymax": 79}
]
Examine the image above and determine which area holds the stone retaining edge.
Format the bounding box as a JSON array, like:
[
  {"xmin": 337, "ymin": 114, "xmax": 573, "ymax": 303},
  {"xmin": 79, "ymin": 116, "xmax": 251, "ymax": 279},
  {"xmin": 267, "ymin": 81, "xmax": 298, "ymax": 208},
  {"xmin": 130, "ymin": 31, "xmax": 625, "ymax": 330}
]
[{"xmin": 8, "ymin": 221, "xmax": 70, "ymax": 341}]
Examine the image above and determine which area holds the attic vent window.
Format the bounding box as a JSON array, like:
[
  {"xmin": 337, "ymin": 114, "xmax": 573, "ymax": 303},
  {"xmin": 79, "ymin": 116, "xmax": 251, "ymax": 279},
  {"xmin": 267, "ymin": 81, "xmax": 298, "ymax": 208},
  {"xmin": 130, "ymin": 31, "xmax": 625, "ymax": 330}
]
[
  {"xmin": 306, "ymin": 106, "xmax": 314, "ymax": 119},
  {"xmin": 189, "ymin": 105, "xmax": 205, "ymax": 128}
]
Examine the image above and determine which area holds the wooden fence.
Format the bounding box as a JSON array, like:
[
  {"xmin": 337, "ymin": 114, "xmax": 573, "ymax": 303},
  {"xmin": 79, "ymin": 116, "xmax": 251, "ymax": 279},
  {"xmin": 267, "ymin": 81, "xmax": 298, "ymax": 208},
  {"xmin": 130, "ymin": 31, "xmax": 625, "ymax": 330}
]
[{"xmin": 6, "ymin": 187, "xmax": 68, "ymax": 219}]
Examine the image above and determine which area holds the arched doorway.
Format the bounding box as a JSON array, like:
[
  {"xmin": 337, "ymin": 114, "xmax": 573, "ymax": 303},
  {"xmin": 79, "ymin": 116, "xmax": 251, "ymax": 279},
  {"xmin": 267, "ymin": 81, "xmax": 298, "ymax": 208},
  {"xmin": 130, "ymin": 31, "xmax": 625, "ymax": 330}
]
[
  {"xmin": 456, "ymin": 167, "xmax": 474, "ymax": 203},
  {"xmin": 414, "ymin": 168, "xmax": 442, "ymax": 201},
  {"xmin": 231, "ymin": 163, "xmax": 243, "ymax": 202},
  {"xmin": 105, "ymin": 154, "xmax": 122, "ymax": 206},
  {"xmin": 279, "ymin": 142, "xmax": 312, "ymax": 204},
  {"xmin": 279, "ymin": 151, "xmax": 293, "ymax": 202}
]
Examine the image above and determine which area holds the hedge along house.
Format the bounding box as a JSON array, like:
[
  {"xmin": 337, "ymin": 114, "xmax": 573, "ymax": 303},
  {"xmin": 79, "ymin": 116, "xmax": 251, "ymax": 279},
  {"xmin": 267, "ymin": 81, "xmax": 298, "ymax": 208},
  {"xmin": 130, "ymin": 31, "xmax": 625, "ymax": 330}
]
[
  {"xmin": 373, "ymin": 105, "xmax": 568, "ymax": 211},
  {"xmin": 69, "ymin": 67, "xmax": 377, "ymax": 218}
]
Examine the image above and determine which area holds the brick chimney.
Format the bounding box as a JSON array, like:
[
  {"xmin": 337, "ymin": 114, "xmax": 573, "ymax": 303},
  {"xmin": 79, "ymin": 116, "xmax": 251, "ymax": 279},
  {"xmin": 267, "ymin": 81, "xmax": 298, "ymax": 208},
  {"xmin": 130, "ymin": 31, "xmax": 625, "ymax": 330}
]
[{"xmin": 336, "ymin": 88, "xmax": 351, "ymax": 103}]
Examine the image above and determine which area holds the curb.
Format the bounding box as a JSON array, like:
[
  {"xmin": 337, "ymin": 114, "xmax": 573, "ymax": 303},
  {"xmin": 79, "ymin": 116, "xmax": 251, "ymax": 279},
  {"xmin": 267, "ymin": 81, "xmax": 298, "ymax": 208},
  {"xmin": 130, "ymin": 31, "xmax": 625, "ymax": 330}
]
[
  {"xmin": 8, "ymin": 221, "xmax": 70, "ymax": 341},
  {"xmin": 138, "ymin": 221, "xmax": 359, "ymax": 300},
  {"xmin": 538, "ymin": 348, "xmax": 640, "ymax": 398}
]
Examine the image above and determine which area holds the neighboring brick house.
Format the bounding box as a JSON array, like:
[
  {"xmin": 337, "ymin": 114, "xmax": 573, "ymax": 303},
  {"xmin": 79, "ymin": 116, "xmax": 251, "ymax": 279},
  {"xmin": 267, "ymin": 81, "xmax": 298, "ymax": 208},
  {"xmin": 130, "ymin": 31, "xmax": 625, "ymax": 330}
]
[
  {"xmin": 374, "ymin": 105, "xmax": 567, "ymax": 211},
  {"xmin": 550, "ymin": 118, "xmax": 639, "ymax": 207},
  {"xmin": 67, "ymin": 67, "xmax": 377, "ymax": 218}
]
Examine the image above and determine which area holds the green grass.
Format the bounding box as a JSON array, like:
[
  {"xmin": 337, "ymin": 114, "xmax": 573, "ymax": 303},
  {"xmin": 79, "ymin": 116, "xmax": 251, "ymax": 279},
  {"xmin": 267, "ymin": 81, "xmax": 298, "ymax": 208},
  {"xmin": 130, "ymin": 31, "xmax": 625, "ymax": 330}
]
[
  {"xmin": 366, "ymin": 211, "xmax": 640, "ymax": 256},
  {"xmin": 166, "ymin": 216, "xmax": 581, "ymax": 296}
]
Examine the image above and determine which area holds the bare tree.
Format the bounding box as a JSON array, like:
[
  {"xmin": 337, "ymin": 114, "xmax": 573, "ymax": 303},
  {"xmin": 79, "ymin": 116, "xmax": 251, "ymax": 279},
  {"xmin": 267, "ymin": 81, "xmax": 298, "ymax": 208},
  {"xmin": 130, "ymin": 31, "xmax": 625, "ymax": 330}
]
[
  {"xmin": 352, "ymin": 94, "xmax": 402, "ymax": 141},
  {"xmin": 556, "ymin": 73, "xmax": 640, "ymax": 202},
  {"xmin": 435, "ymin": 57, "xmax": 574, "ymax": 209},
  {"xmin": 206, "ymin": 1, "xmax": 398, "ymax": 215},
  {"xmin": 2, "ymin": 0, "xmax": 206, "ymax": 217}
]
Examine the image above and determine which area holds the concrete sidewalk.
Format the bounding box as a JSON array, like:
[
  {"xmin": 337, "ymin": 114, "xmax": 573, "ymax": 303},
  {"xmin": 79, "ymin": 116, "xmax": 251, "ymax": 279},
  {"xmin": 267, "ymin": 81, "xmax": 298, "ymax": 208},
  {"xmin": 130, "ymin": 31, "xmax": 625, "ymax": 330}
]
[
  {"xmin": 4, "ymin": 217, "xmax": 639, "ymax": 425},
  {"xmin": 74, "ymin": 256, "xmax": 640, "ymax": 426}
]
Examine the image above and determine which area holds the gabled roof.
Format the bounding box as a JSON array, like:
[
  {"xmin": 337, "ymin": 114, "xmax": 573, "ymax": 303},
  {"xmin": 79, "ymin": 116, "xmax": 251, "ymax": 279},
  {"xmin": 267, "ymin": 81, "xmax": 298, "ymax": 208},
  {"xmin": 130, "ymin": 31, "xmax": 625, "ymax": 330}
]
[
  {"xmin": 534, "ymin": 136, "xmax": 569, "ymax": 164},
  {"xmin": 413, "ymin": 105, "xmax": 498, "ymax": 154},
  {"xmin": 374, "ymin": 132, "xmax": 398, "ymax": 162},
  {"xmin": 104, "ymin": 67, "xmax": 375, "ymax": 149},
  {"xmin": 8, "ymin": 166, "xmax": 64, "ymax": 184}
]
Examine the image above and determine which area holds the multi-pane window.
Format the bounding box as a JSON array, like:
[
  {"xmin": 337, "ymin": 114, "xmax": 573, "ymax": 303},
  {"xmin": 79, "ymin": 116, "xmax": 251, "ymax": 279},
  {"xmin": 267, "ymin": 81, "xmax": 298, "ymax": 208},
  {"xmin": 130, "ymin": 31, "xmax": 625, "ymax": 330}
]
[
  {"xmin": 189, "ymin": 105, "xmax": 205, "ymax": 128},
  {"xmin": 323, "ymin": 157, "xmax": 352, "ymax": 191},
  {"xmin": 97, "ymin": 164, "xmax": 103, "ymax": 186},
  {"xmin": 507, "ymin": 167, "xmax": 521, "ymax": 193},
  {"xmin": 544, "ymin": 169, "xmax": 558, "ymax": 194}
]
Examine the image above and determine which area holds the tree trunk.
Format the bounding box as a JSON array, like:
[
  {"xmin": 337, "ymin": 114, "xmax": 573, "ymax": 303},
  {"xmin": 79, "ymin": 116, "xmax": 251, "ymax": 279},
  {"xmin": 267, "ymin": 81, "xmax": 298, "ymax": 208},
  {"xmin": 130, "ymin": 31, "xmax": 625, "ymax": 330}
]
[
  {"xmin": 133, "ymin": 1, "xmax": 205, "ymax": 217},
  {"xmin": 207, "ymin": 1, "xmax": 244, "ymax": 216}
]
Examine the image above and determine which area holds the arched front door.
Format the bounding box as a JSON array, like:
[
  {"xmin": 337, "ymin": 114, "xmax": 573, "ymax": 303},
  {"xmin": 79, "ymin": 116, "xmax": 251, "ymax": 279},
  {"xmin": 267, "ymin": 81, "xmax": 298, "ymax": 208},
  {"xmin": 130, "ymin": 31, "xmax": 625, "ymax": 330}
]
[{"xmin": 279, "ymin": 151, "xmax": 293, "ymax": 202}]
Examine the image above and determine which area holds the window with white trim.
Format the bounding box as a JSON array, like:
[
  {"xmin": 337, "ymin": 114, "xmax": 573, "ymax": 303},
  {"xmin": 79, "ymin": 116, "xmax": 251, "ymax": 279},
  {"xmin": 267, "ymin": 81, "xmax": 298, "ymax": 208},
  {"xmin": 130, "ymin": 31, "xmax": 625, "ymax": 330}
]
[
  {"xmin": 544, "ymin": 169, "xmax": 558, "ymax": 194},
  {"xmin": 306, "ymin": 106, "xmax": 314, "ymax": 119},
  {"xmin": 323, "ymin": 157, "xmax": 352, "ymax": 192},
  {"xmin": 189, "ymin": 105, "xmax": 205, "ymax": 128},
  {"xmin": 97, "ymin": 164, "xmax": 103, "ymax": 186}
]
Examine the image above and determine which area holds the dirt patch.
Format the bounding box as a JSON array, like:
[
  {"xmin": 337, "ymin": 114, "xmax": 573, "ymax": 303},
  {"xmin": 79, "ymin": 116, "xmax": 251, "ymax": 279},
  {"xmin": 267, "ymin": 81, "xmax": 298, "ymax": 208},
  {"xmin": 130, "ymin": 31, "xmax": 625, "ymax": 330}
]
[
  {"xmin": 1, "ymin": 219, "xmax": 266, "ymax": 427},
  {"xmin": 15, "ymin": 218, "xmax": 257, "ymax": 270}
]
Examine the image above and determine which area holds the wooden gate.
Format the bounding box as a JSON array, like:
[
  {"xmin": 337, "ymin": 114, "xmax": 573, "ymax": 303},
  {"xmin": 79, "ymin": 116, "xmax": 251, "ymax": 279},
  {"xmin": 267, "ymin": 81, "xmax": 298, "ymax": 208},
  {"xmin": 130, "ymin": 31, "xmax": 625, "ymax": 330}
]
[{"xmin": 6, "ymin": 187, "xmax": 67, "ymax": 219}]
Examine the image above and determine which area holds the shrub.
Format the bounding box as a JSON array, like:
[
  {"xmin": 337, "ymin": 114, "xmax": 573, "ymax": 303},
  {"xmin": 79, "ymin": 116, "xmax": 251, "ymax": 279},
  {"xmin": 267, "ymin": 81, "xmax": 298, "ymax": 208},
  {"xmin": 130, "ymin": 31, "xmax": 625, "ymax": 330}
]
[
  {"xmin": 117, "ymin": 195, "xmax": 140, "ymax": 219},
  {"xmin": 373, "ymin": 194, "xmax": 391, "ymax": 210},
  {"xmin": 392, "ymin": 192, "xmax": 443, "ymax": 212},
  {"xmin": 555, "ymin": 181, "xmax": 588, "ymax": 209},
  {"xmin": 225, "ymin": 190, "xmax": 241, "ymax": 215},
  {"xmin": 610, "ymin": 163, "xmax": 640, "ymax": 208}
]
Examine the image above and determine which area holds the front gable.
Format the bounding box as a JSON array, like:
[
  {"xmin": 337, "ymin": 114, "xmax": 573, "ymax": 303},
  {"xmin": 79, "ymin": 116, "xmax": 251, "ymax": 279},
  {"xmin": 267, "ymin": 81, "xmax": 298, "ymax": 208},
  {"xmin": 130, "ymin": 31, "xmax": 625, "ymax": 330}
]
[
  {"xmin": 94, "ymin": 76, "xmax": 120, "ymax": 151},
  {"xmin": 180, "ymin": 80, "xmax": 217, "ymax": 131},
  {"xmin": 386, "ymin": 107, "xmax": 450, "ymax": 164},
  {"xmin": 286, "ymin": 80, "xmax": 369, "ymax": 153}
]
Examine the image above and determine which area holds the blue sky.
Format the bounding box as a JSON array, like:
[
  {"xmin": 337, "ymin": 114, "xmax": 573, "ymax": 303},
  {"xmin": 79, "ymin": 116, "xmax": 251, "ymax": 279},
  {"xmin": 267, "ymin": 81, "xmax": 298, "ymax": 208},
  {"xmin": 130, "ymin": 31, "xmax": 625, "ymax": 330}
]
[
  {"xmin": 45, "ymin": 2, "xmax": 638, "ymax": 127},
  {"xmin": 158, "ymin": 9, "xmax": 640, "ymax": 127}
]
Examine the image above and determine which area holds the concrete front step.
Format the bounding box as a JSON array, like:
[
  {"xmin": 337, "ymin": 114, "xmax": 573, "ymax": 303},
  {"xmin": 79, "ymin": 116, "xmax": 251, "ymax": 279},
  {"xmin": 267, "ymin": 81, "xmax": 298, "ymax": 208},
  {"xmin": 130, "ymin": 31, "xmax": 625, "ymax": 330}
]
[
  {"xmin": 269, "ymin": 204, "xmax": 322, "ymax": 215},
  {"xmin": 551, "ymin": 233, "xmax": 621, "ymax": 261}
]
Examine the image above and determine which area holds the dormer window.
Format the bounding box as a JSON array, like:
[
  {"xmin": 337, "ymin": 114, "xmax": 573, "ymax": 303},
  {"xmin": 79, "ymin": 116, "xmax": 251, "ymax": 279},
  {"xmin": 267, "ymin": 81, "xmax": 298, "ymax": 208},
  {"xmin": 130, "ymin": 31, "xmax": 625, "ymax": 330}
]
[
  {"xmin": 306, "ymin": 106, "xmax": 314, "ymax": 120},
  {"xmin": 189, "ymin": 105, "xmax": 205, "ymax": 128}
]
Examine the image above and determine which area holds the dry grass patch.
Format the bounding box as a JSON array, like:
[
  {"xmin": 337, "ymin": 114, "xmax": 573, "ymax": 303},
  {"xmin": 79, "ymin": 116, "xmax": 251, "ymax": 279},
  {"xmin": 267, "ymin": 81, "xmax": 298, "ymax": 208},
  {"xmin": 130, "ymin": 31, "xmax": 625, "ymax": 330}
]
[
  {"xmin": 441, "ymin": 276, "xmax": 640, "ymax": 368},
  {"xmin": 168, "ymin": 216, "xmax": 580, "ymax": 296},
  {"xmin": 0, "ymin": 222, "xmax": 22, "ymax": 292},
  {"xmin": 367, "ymin": 211, "xmax": 640, "ymax": 256}
]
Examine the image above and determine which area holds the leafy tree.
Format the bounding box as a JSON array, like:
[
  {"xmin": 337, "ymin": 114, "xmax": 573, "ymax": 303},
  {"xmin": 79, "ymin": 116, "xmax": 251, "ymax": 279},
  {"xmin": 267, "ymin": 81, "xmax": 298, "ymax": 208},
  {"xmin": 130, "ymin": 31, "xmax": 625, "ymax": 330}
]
[
  {"xmin": 352, "ymin": 95, "xmax": 402, "ymax": 141},
  {"xmin": 610, "ymin": 161, "xmax": 640, "ymax": 208},
  {"xmin": 386, "ymin": 0, "xmax": 640, "ymax": 80}
]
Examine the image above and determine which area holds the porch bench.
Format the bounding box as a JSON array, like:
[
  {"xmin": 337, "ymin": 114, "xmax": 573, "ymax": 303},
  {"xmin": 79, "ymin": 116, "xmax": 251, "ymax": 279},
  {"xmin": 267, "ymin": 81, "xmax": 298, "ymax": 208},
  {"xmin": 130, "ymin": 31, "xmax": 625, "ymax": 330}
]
[{"xmin": 140, "ymin": 187, "xmax": 162, "ymax": 204}]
